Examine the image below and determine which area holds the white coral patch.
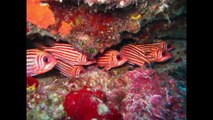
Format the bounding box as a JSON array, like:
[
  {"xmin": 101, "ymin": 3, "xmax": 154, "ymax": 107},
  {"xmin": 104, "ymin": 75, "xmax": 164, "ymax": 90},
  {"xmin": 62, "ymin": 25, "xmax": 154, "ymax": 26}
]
[
  {"xmin": 97, "ymin": 103, "xmax": 109, "ymax": 115},
  {"xmin": 119, "ymin": 1, "xmax": 125, "ymax": 7},
  {"xmin": 98, "ymin": 0, "xmax": 107, "ymax": 3}
]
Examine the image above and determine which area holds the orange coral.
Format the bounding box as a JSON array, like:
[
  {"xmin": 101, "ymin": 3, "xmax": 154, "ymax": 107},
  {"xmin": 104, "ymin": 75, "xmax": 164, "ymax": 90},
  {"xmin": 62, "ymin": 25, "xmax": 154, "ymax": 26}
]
[
  {"xmin": 50, "ymin": 29, "xmax": 57, "ymax": 35},
  {"xmin": 58, "ymin": 21, "xmax": 72, "ymax": 37},
  {"xmin": 27, "ymin": 0, "xmax": 55, "ymax": 29}
]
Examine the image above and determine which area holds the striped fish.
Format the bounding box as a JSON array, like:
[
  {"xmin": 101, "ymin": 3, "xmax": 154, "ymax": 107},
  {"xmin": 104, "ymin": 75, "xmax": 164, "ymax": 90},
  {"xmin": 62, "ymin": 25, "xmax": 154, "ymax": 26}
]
[
  {"xmin": 136, "ymin": 46, "xmax": 172, "ymax": 62},
  {"xmin": 56, "ymin": 60, "xmax": 86, "ymax": 77},
  {"xmin": 136, "ymin": 40, "xmax": 174, "ymax": 51},
  {"xmin": 120, "ymin": 44, "xmax": 151, "ymax": 67},
  {"xmin": 97, "ymin": 50, "xmax": 127, "ymax": 70},
  {"xmin": 44, "ymin": 43, "xmax": 96, "ymax": 66},
  {"xmin": 27, "ymin": 49, "xmax": 57, "ymax": 76}
]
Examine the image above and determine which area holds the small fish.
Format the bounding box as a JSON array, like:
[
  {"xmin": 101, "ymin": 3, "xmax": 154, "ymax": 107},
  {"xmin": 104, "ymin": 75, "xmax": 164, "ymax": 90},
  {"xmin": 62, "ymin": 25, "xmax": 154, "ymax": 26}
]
[
  {"xmin": 27, "ymin": 49, "xmax": 57, "ymax": 76},
  {"xmin": 135, "ymin": 46, "xmax": 172, "ymax": 62},
  {"xmin": 56, "ymin": 60, "xmax": 86, "ymax": 77},
  {"xmin": 120, "ymin": 44, "xmax": 150, "ymax": 67},
  {"xmin": 97, "ymin": 50, "xmax": 127, "ymax": 70},
  {"xmin": 44, "ymin": 43, "xmax": 96, "ymax": 66},
  {"xmin": 136, "ymin": 40, "xmax": 174, "ymax": 51}
]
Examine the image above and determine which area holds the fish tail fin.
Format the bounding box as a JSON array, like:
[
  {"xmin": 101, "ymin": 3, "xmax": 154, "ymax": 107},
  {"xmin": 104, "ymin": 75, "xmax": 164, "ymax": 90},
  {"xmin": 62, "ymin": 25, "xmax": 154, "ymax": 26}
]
[{"xmin": 85, "ymin": 59, "xmax": 96, "ymax": 65}]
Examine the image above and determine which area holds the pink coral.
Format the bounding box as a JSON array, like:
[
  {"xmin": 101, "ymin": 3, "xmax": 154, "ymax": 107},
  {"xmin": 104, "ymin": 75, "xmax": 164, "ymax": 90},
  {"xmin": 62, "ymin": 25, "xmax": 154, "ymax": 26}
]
[{"xmin": 120, "ymin": 68, "xmax": 186, "ymax": 120}]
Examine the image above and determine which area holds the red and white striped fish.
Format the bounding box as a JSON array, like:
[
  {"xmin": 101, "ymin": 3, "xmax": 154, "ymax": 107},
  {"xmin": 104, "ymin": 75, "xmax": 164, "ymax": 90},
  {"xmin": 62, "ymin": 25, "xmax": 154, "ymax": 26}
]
[
  {"xmin": 136, "ymin": 40, "xmax": 174, "ymax": 51},
  {"xmin": 137, "ymin": 46, "xmax": 172, "ymax": 62},
  {"xmin": 120, "ymin": 44, "xmax": 151, "ymax": 67},
  {"xmin": 55, "ymin": 60, "xmax": 86, "ymax": 77},
  {"xmin": 27, "ymin": 49, "xmax": 57, "ymax": 76},
  {"xmin": 43, "ymin": 43, "xmax": 96, "ymax": 66},
  {"xmin": 97, "ymin": 50, "xmax": 127, "ymax": 70}
]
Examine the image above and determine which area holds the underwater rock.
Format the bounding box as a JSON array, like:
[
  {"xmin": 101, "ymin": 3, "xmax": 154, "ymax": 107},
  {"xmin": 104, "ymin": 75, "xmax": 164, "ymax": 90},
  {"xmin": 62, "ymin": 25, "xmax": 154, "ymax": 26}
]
[
  {"xmin": 82, "ymin": 0, "xmax": 137, "ymax": 8},
  {"xmin": 42, "ymin": 0, "xmax": 138, "ymax": 9},
  {"xmin": 60, "ymin": 66, "xmax": 186, "ymax": 119},
  {"xmin": 27, "ymin": 1, "xmax": 141, "ymax": 58},
  {"xmin": 133, "ymin": 17, "xmax": 186, "ymax": 41},
  {"xmin": 27, "ymin": 0, "xmax": 186, "ymax": 58},
  {"xmin": 27, "ymin": 64, "xmax": 186, "ymax": 119},
  {"xmin": 26, "ymin": 0, "xmax": 186, "ymax": 119},
  {"xmin": 27, "ymin": 75, "xmax": 69, "ymax": 120}
]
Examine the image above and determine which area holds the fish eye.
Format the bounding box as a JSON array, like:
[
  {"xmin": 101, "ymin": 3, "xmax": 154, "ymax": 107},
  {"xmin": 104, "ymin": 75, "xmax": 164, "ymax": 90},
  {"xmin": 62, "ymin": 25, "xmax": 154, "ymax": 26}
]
[
  {"xmin": 80, "ymin": 70, "xmax": 84, "ymax": 74},
  {"xmin": 116, "ymin": 55, "xmax": 121, "ymax": 60},
  {"xmin": 162, "ymin": 51, "xmax": 166, "ymax": 56},
  {"xmin": 43, "ymin": 56, "xmax": 50, "ymax": 63}
]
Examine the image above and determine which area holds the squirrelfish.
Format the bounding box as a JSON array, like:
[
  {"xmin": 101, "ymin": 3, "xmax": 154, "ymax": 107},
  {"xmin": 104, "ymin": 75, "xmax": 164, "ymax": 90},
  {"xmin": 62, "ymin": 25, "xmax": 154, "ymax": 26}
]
[
  {"xmin": 56, "ymin": 60, "xmax": 86, "ymax": 77},
  {"xmin": 44, "ymin": 43, "xmax": 96, "ymax": 66},
  {"xmin": 120, "ymin": 44, "xmax": 150, "ymax": 67},
  {"xmin": 27, "ymin": 49, "xmax": 57, "ymax": 76},
  {"xmin": 136, "ymin": 46, "xmax": 172, "ymax": 62},
  {"xmin": 97, "ymin": 50, "xmax": 127, "ymax": 70},
  {"xmin": 136, "ymin": 40, "xmax": 174, "ymax": 51}
]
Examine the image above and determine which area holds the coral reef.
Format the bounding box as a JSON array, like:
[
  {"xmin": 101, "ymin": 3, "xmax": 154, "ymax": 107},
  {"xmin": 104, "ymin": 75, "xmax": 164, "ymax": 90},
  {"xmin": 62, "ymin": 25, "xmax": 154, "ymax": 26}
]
[
  {"xmin": 27, "ymin": 0, "xmax": 186, "ymax": 58},
  {"xmin": 42, "ymin": 0, "xmax": 138, "ymax": 9},
  {"xmin": 125, "ymin": 17, "xmax": 187, "ymax": 42},
  {"xmin": 82, "ymin": 0, "xmax": 137, "ymax": 8},
  {"xmin": 27, "ymin": 74, "xmax": 68, "ymax": 120},
  {"xmin": 27, "ymin": 0, "xmax": 141, "ymax": 58},
  {"xmin": 26, "ymin": 0, "xmax": 186, "ymax": 119},
  {"xmin": 27, "ymin": 64, "xmax": 186, "ymax": 119}
]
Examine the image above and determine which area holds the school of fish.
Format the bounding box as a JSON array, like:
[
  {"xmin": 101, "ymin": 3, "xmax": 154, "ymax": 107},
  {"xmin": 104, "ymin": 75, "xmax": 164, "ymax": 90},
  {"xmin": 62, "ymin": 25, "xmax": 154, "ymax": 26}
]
[{"xmin": 26, "ymin": 40, "xmax": 173, "ymax": 77}]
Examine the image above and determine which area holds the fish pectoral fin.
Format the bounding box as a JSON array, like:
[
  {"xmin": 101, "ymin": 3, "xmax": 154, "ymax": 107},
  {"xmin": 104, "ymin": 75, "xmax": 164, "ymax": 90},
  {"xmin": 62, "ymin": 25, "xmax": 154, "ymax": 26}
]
[{"xmin": 103, "ymin": 66, "xmax": 111, "ymax": 71}]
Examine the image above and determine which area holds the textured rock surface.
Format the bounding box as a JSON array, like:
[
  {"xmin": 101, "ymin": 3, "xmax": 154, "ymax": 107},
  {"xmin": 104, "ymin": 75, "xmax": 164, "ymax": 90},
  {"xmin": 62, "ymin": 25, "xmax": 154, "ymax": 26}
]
[{"xmin": 27, "ymin": 0, "xmax": 186, "ymax": 58}]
